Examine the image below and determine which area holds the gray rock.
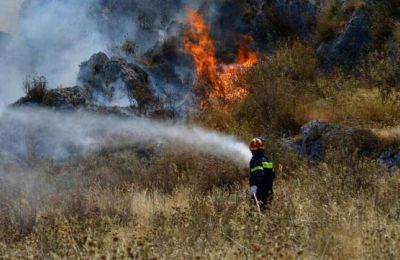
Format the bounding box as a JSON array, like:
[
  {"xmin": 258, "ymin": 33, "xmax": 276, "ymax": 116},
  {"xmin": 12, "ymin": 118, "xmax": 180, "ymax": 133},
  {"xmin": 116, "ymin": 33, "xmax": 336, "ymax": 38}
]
[
  {"xmin": 379, "ymin": 149, "xmax": 400, "ymax": 170},
  {"xmin": 280, "ymin": 137, "xmax": 303, "ymax": 154},
  {"xmin": 13, "ymin": 85, "xmax": 138, "ymax": 117},
  {"xmin": 283, "ymin": 120, "xmax": 400, "ymax": 170},
  {"xmin": 43, "ymin": 86, "xmax": 93, "ymax": 110},
  {"xmin": 78, "ymin": 52, "xmax": 161, "ymax": 114},
  {"xmin": 284, "ymin": 120, "xmax": 380, "ymax": 160},
  {"xmin": 14, "ymin": 52, "xmax": 165, "ymax": 117},
  {"xmin": 317, "ymin": 10, "xmax": 371, "ymax": 70}
]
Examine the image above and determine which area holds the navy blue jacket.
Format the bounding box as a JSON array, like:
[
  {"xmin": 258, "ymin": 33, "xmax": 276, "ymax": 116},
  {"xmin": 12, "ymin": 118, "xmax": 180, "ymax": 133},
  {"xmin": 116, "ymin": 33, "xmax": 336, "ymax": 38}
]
[{"xmin": 249, "ymin": 152, "xmax": 275, "ymax": 188}]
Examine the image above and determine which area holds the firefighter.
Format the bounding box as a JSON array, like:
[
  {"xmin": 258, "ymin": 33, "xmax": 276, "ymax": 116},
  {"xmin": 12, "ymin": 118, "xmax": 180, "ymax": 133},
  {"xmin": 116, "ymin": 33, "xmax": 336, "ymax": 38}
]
[{"xmin": 249, "ymin": 137, "xmax": 275, "ymax": 211}]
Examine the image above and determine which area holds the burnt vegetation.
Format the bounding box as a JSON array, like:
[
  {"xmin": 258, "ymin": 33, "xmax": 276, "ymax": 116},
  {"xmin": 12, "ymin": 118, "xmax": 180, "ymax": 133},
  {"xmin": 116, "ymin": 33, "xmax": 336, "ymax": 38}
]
[{"xmin": 23, "ymin": 76, "xmax": 48, "ymax": 103}]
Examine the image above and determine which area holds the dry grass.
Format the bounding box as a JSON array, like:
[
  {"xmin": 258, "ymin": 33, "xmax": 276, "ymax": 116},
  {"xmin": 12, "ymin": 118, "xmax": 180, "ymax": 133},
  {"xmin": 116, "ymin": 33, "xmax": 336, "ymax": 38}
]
[
  {"xmin": 233, "ymin": 42, "xmax": 320, "ymax": 135},
  {"xmin": 373, "ymin": 126, "xmax": 400, "ymax": 148},
  {"xmin": 300, "ymin": 88, "xmax": 400, "ymax": 128},
  {"xmin": 0, "ymin": 146, "xmax": 399, "ymax": 258},
  {"xmin": 212, "ymin": 39, "xmax": 400, "ymax": 135}
]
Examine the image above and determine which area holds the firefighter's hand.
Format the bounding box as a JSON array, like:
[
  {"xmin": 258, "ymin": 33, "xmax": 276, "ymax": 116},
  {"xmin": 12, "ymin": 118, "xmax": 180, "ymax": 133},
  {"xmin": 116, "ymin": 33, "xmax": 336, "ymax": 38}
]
[{"xmin": 250, "ymin": 186, "xmax": 258, "ymax": 194}]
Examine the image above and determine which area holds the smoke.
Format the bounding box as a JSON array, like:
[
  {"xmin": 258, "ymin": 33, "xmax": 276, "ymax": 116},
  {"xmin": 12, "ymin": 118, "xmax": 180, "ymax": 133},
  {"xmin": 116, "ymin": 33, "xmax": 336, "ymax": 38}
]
[
  {"xmin": 0, "ymin": 0, "xmax": 254, "ymax": 164},
  {"xmin": 0, "ymin": 0, "xmax": 108, "ymax": 110},
  {"xmin": 0, "ymin": 98, "xmax": 251, "ymax": 224},
  {"xmin": 0, "ymin": 1, "xmax": 254, "ymax": 226},
  {"xmin": 0, "ymin": 0, "xmax": 220, "ymax": 111},
  {"xmin": 0, "ymin": 107, "xmax": 251, "ymax": 167},
  {"xmin": 0, "ymin": 0, "xmax": 23, "ymax": 33}
]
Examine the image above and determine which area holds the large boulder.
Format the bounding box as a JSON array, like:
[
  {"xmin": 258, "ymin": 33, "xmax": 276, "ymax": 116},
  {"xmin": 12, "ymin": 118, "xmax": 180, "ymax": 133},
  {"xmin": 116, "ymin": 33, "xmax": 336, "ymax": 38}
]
[
  {"xmin": 378, "ymin": 148, "xmax": 400, "ymax": 171},
  {"xmin": 42, "ymin": 86, "xmax": 92, "ymax": 109},
  {"xmin": 284, "ymin": 120, "xmax": 380, "ymax": 160},
  {"xmin": 78, "ymin": 52, "xmax": 161, "ymax": 114},
  {"xmin": 13, "ymin": 85, "xmax": 137, "ymax": 117},
  {"xmin": 282, "ymin": 120, "xmax": 400, "ymax": 170},
  {"xmin": 317, "ymin": 10, "xmax": 371, "ymax": 70},
  {"xmin": 14, "ymin": 53, "xmax": 165, "ymax": 117}
]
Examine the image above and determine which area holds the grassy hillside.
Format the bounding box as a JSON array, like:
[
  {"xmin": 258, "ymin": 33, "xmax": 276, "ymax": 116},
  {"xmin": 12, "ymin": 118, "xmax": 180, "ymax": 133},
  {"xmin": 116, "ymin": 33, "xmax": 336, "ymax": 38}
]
[
  {"xmin": 1, "ymin": 1, "xmax": 400, "ymax": 259},
  {"xmin": 0, "ymin": 145, "xmax": 399, "ymax": 258},
  {"xmin": 2, "ymin": 39, "xmax": 400, "ymax": 259}
]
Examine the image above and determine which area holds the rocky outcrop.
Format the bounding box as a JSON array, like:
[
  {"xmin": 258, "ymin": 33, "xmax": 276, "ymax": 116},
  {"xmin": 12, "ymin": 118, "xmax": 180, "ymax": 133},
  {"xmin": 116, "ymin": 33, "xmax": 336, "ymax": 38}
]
[
  {"xmin": 317, "ymin": 10, "xmax": 371, "ymax": 70},
  {"xmin": 283, "ymin": 120, "xmax": 380, "ymax": 160},
  {"xmin": 282, "ymin": 120, "xmax": 400, "ymax": 170},
  {"xmin": 14, "ymin": 85, "xmax": 137, "ymax": 117},
  {"xmin": 379, "ymin": 150, "xmax": 400, "ymax": 170},
  {"xmin": 78, "ymin": 52, "xmax": 161, "ymax": 113},
  {"xmin": 14, "ymin": 53, "xmax": 165, "ymax": 117}
]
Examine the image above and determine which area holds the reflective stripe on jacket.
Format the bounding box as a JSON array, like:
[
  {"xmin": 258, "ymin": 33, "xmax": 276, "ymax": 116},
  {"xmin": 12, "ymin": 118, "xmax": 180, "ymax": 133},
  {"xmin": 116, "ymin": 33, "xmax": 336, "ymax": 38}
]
[{"xmin": 249, "ymin": 153, "xmax": 275, "ymax": 187}]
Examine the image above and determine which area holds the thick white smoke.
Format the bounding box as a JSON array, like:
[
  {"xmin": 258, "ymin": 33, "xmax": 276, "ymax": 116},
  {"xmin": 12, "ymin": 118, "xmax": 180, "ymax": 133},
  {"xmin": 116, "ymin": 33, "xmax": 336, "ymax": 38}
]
[
  {"xmin": 0, "ymin": 0, "xmax": 107, "ymax": 110},
  {"xmin": 0, "ymin": 0, "xmax": 252, "ymax": 167},
  {"xmin": 0, "ymin": 108, "xmax": 251, "ymax": 167},
  {"xmin": 0, "ymin": 1, "xmax": 250, "ymax": 220},
  {"xmin": 0, "ymin": 0, "xmax": 23, "ymax": 33},
  {"xmin": 0, "ymin": 0, "xmax": 214, "ymax": 112}
]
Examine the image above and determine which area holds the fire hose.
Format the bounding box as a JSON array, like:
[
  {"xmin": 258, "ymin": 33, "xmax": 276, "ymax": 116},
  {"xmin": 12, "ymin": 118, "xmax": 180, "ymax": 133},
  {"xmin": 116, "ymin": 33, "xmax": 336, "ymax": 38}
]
[{"xmin": 252, "ymin": 192, "xmax": 262, "ymax": 216}]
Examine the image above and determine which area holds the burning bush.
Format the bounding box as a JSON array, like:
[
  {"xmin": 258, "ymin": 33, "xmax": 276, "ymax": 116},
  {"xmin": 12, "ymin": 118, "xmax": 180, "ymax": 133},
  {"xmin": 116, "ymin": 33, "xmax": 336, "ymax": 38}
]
[{"xmin": 183, "ymin": 9, "xmax": 258, "ymax": 110}]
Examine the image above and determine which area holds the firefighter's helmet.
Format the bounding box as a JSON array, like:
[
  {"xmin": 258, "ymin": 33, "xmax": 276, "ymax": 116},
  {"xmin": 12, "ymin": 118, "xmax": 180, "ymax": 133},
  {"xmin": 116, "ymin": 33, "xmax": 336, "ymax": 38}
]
[{"xmin": 249, "ymin": 137, "xmax": 264, "ymax": 151}]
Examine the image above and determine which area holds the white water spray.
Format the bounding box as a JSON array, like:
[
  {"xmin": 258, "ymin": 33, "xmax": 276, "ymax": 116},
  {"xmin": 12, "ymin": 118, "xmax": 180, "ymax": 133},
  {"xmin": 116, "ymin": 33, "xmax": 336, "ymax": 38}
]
[{"xmin": 0, "ymin": 108, "xmax": 251, "ymax": 167}]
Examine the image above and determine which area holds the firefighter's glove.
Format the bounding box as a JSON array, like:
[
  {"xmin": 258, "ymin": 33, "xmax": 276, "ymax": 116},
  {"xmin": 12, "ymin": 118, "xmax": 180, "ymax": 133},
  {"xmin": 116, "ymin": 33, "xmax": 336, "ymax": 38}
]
[{"xmin": 250, "ymin": 186, "xmax": 258, "ymax": 194}]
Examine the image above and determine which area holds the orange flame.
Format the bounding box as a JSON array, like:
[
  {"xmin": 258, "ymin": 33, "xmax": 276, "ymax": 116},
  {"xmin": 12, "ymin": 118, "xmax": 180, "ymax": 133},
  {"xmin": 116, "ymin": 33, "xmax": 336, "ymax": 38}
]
[{"xmin": 183, "ymin": 9, "xmax": 258, "ymax": 110}]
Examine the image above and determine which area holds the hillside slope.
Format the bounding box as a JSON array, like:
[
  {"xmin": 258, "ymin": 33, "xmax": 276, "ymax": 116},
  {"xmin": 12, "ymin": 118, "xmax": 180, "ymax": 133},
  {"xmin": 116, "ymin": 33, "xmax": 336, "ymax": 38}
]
[{"xmin": 0, "ymin": 0, "xmax": 399, "ymax": 258}]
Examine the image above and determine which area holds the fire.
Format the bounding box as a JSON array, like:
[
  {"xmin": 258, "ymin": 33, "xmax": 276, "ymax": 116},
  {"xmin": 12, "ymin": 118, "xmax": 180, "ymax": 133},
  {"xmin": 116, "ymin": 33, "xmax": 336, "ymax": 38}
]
[{"xmin": 183, "ymin": 9, "xmax": 258, "ymax": 110}]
